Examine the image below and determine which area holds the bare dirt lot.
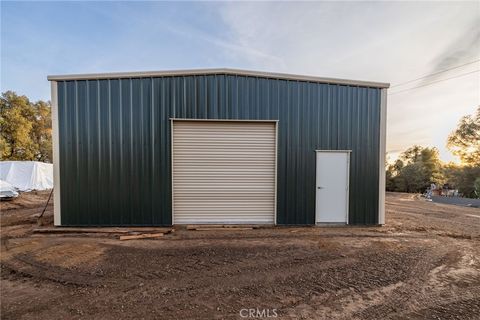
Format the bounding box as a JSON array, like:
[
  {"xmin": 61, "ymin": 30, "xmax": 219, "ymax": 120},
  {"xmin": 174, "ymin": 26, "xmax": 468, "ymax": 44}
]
[{"xmin": 1, "ymin": 192, "xmax": 480, "ymax": 319}]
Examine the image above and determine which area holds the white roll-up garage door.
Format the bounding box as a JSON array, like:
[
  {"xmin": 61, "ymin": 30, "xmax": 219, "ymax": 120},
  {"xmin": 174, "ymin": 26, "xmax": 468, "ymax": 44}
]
[{"xmin": 172, "ymin": 120, "xmax": 276, "ymax": 225}]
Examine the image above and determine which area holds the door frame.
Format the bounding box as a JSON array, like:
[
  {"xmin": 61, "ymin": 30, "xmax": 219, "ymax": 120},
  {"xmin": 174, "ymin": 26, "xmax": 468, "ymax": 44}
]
[
  {"xmin": 315, "ymin": 150, "xmax": 351, "ymax": 224},
  {"xmin": 170, "ymin": 119, "xmax": 279, "ymax": 225}
]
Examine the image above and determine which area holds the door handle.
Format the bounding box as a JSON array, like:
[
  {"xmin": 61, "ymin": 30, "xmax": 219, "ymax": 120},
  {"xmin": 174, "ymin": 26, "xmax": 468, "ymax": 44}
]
[{"xmin": 317, "ymin": 186, "xmax": 324, "ymax": 189}]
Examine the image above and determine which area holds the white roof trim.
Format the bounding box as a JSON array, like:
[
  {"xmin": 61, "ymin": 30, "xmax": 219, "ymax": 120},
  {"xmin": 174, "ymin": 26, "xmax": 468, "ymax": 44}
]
[{"xmin": 48, "ymin": 68, "xmax": 390, "ymax": 88}]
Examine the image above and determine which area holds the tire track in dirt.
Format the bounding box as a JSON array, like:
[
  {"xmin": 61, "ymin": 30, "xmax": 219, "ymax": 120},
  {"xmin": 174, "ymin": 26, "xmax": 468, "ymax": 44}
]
[
  {"xmin": 350, "ymin": 245, "xmax": 453, "ymax": 319},
  {"xmin": 350, "ymin": 240, "xmax": 480, "ymax": 320},
  {"xmin": 1, "ymin": 254, "xmax": 98, "ymax": 287}
]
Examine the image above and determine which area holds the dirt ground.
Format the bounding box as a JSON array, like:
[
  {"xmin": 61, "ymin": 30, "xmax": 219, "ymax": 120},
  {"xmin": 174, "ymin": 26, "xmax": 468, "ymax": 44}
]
[{"xmin": 1, "ymin": 192, "xmax": 479, "ymax": 320}]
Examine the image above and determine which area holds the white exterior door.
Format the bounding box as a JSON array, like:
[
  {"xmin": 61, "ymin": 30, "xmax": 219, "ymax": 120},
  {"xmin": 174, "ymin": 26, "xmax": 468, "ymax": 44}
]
[
  {"xmin": 315, "ymin": 151, "xmax": 350, "ymax": 224},
  {"xmin": 172, "ymin": 121, "xmax": 276, "ymax": 225}
]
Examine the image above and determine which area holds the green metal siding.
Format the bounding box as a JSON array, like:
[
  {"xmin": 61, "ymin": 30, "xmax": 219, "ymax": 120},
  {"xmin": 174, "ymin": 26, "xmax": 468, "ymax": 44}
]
[{"xmin": 57, "ymin": 74, "xmax": 381, "ymax": 226}]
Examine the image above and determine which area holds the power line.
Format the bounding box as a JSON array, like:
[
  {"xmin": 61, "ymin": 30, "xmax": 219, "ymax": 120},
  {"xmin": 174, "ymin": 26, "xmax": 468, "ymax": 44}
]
[
  {"xmin": 390, "ymin": 59, "xmax": 480, "ymax": 88},
  {"xmin": 388, "ymin": 69, "xmax": 479, "ymax": 96}
]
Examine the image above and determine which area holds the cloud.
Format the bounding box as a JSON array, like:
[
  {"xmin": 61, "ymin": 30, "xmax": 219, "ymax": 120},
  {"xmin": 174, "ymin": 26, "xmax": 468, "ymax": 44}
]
[
  {"xmin": 164, "ymin": 23, "xmax": 286, "ymax": 69},
  {"xmin": 424, "ymin": 19, "xmax": 480, "ymax": 84},
  {"xmin": 216, "ymin": 2, "xmax": 479, "ymax": 162}
]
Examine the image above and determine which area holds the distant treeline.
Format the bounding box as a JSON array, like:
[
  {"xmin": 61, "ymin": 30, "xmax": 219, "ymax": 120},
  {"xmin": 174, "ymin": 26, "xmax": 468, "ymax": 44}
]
[{"xmin": 386, "ymin": 107, "xmax": 480, "ymax": 198}]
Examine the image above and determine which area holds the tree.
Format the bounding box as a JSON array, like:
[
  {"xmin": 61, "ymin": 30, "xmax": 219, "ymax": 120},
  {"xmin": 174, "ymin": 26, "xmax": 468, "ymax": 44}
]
[
  {"xmin": 444, "ymin": 165, "xmax": 480, "ymax": 198},
  {"xmin": 402, "ymin": 146, "xmax": 444, "ymax": 189},
  {"xmin": 31, "ymin": 100, "xmax": 52, "ymax": 162},
  {"xmin": 397, "ymin": 162, "xmax": 426, "ymax": 193},
  {"xmin": 475, "ymin": 177, "xmax": 480, "ymax": 198},
  {"xmin": 447, "ymin": 106, "xmax": 480, "ymax": 166},
  {"xmin": 420, "ymin": 147, "xmax": 444, "ymax": 186},
  {"xmin": 401, "ymin": 145, "xmax": 423, "ymax": 163},
  {"xmin": 0, "ymin": 91, "xmax": 52, "ymax": 162},
  {"xmin": 386, "ymin": 159, "xmax": 404, "ymax": 191},
  {"xmin": 0, "ymin": 91, "xmax": 36, "ymax": 160},
  {"xmin": 386, "ymin": 146, "xmax": 444, "ymax": 193}
]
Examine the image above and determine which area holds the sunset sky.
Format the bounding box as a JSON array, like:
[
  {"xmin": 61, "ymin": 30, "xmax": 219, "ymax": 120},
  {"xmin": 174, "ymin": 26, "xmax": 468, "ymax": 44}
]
[{"xmin": 1, "ymin": 1, "xmax": 479, "ymax": 163}]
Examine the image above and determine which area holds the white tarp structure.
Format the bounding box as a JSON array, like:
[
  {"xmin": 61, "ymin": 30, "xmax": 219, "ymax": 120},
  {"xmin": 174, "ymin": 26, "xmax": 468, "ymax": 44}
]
[
  {"xmin": 0, "ymin": 179, "xmax": 19, "ymax": 198},
  {"xmin": 0, "ymin": 161, "xmax": 53, "ymax": 191}
]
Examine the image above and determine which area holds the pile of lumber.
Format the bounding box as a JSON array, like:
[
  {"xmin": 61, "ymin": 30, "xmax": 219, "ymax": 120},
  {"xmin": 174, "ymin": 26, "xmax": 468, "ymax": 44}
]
[{"xmin": 32, "ymin": 227, "xmax": 174, "ymax": 240}]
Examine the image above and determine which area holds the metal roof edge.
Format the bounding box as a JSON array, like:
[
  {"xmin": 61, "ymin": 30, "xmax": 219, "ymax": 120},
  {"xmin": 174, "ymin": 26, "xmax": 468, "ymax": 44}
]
[{"xmin": 47, "ymin": 68, "xmax": 390, "ymax": 88}]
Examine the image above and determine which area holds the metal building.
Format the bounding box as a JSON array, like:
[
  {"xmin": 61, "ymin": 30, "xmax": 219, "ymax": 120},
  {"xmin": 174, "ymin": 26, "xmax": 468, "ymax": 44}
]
[{"xmin": 47, "ymin": 68, "xmax": 389, "ymax": 226}]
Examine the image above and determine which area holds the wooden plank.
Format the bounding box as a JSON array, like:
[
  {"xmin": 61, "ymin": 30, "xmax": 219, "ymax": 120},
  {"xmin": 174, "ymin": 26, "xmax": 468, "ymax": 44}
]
[
  {"xmin": 221, "ymin": 225, "xmax": 264, "ymax": 229},
  {"xmin": 192, "ymin": 227, "xmax": 253, "ymax": 231},
  {"xmin": 187, "ymin": 225, "xmax": 232, "ymax": 230},
  {"xmin": 186, "ymin": 225, "xmax": 229, "ymax": 230},
  {"xmin": 33, "ymin": 228, "xmax": 130, "ymax": 234},
  {"xmin": 119, "ymin": 233, "xmax": 164, "ymax": 240},
  {"xmin": 186, "ymin": 225, "xmax": 265, "ymax": 230}
]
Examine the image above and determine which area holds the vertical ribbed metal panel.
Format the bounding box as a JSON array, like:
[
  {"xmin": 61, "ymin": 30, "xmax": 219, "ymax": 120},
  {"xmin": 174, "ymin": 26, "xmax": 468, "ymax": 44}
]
[
  {"xmin": 58, "ymin": 74, "xmax": 381, "ymax": 226},
  {"xmin": 172, "ymin": 121, "xmax": 276, "ymax": 224}
]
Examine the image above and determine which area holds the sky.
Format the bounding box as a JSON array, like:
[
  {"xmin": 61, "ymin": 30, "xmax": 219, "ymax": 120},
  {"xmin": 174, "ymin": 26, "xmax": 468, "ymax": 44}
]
[{"xmin": 1, "ymin": 1, "xmax": 479, "ymax": 163}]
